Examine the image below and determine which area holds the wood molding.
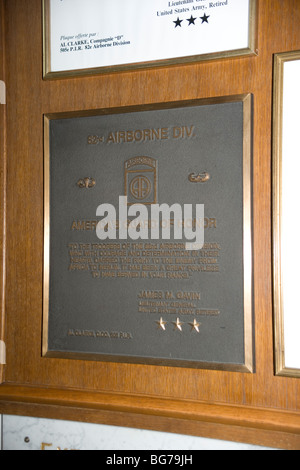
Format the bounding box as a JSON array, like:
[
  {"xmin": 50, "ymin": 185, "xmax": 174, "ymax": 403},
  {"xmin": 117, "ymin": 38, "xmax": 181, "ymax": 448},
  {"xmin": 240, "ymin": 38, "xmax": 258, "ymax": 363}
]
[{"xmin": 0, "ymin": 384, "xmax": 299, "ymax": 449}]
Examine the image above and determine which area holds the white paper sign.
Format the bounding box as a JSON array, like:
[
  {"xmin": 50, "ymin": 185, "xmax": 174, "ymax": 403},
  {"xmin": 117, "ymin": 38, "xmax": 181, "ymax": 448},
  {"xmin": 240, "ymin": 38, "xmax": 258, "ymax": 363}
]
[{"xmin": 44, "ymin": 0, "xmax": 256, "ymax": 77}]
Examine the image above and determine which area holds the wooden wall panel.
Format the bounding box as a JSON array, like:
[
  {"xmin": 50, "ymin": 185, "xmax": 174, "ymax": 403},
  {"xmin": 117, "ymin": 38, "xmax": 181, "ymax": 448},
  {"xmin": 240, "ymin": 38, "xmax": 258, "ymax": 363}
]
[
  {"xmin": 0, "ymin": 0, "xmax": 300, "ymax": 449},
  {"xmin": 0, "ymin": 0, "xmax": 6, "ymax": 384}
]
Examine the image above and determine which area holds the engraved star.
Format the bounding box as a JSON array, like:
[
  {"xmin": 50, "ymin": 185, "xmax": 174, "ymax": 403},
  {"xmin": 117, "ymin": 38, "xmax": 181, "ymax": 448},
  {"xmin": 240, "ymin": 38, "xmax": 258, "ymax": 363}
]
[
  {"xmin": 173, "ymin": 318, "xmax": 184, "ymax": 331},
  {"xmin": 200, "ymin": 13, "xmax": 210, "ymax": 24},
  {"xmin": 156, "ymin": 317, "xmax": 167, "ymax": 331},
  {"xmin": 174, "ymin": 17, "xmax": 183, "ymax": 28},
  {"xmin": 189, "ymin": 319, "xmax": 201, "ymax": 333},
  {"xmin": 187, "ymin": 15, "xmax": 197, "ymax": 26}
]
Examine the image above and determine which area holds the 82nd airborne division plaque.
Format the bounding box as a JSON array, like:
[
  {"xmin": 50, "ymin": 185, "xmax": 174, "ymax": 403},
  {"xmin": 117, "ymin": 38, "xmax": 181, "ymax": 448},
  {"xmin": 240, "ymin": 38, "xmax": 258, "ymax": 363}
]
[{"xmin": 43, "ymin": 95, "xmax": 253, "ymax": 372}]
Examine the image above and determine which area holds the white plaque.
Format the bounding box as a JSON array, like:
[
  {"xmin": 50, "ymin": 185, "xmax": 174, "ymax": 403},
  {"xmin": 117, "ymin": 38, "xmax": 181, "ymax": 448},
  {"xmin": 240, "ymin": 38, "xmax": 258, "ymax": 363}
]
[
  {"xmin": 43, "ymin": 0, "xmax": 257, "ymax": 78},
  {"xmin": 273, "ymin": 51, "xmax": 300, "ymax": 377}
]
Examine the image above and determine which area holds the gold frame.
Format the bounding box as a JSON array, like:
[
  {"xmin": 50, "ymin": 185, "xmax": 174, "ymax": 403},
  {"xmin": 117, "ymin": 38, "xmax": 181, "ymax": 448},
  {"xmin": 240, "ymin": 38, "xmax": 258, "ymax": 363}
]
[
  {"xmin": 273, "ymin": 51, "xmax": 300, "ymax": 378},
  {"xmin": 42, "ymin": 0, "xmax": 258, "ymax": 80},
  {"xmin": 43, "ymin": 95, "xmax": 253, "ymax": 372}
]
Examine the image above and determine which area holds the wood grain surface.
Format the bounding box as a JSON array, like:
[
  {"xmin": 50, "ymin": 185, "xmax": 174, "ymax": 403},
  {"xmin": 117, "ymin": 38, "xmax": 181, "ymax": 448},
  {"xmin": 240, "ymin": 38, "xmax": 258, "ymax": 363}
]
[
  {"xmin": 0, "ymin": 0, "xmax": 6, "ymax": 384},
  {"xmin": 0, "ymin": 0, "xmax": 300, "ymax": 449}
]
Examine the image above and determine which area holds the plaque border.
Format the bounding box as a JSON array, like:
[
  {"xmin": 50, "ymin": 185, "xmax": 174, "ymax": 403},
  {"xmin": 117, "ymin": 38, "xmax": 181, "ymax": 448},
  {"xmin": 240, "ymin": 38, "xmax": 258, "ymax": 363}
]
[
  {"xmin": 273, "ymin": 51, "xmax": 300, "ymax": 378},
  {"xmin": 43, "ymin": 94, "xmax": 253, "ymax": 373},
  {"xmin": 42, "ymin": 0, "xmax": 258, "ymax": 80}
]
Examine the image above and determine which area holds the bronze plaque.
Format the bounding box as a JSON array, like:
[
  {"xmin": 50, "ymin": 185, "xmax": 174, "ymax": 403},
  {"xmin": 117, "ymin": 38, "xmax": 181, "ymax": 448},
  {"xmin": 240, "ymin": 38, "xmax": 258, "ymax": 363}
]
[{"xmin": 43, "ymin": 96, "xmax": 253, "ymax": 371}]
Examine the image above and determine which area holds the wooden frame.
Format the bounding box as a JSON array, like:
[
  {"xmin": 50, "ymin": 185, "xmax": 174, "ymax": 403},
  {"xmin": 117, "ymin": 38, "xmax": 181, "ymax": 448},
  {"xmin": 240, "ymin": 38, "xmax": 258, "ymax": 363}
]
[
  {"xmin": 273, "ymin": 51, "xmax": 300, "ymax": 378},
  {"xmin": 0, "ymin": 0, "xmax": 300, "ymax": 451},
  {"xmin": 43, "ymin": 0, "xmax": 258, "ymax": 79}
]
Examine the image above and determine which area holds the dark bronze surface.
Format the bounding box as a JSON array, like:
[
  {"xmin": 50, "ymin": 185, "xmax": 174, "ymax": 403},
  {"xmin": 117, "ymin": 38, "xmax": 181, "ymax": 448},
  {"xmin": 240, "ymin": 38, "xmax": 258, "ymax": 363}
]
[{"xmin": 44, "ymin": 97, "xmax": 253, "ymax": 370}]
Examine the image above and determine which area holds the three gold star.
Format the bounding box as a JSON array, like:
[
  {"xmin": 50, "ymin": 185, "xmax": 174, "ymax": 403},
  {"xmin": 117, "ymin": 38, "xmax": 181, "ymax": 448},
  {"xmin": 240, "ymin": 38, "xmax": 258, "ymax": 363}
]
[{"xmin": 156, "ymin": 318, "xmax": 201, "ymax": 333}]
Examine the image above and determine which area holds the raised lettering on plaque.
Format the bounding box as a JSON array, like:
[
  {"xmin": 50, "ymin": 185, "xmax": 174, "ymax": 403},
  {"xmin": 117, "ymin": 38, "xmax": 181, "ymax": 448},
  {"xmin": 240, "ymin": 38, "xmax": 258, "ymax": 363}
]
[{"xmin": 43, "ymin": 96, "xmax": 253, "ymax": 372}]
